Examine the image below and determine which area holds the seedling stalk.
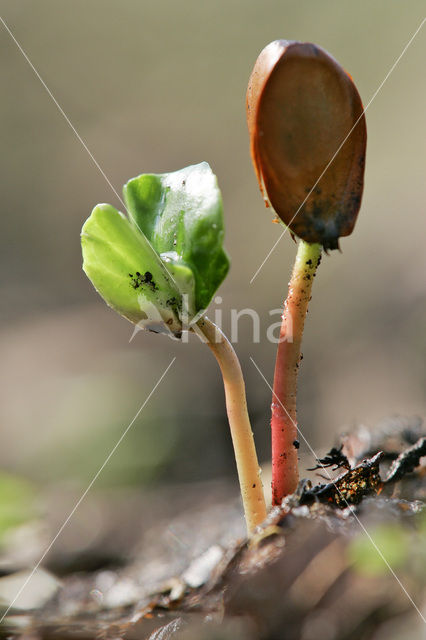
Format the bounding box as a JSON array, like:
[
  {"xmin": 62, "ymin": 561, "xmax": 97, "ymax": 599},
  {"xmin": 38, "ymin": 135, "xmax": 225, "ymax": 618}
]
[
  {"xmin": 271, "ymin": 240, "xmax": 322, "ymax": 504},
  {"xmin": 196, "ymin": 316, "xmax": 267, "ymax": 533}
]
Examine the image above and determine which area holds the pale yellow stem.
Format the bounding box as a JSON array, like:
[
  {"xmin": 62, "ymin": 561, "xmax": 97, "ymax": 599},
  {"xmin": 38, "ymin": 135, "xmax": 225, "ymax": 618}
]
[{"xmin": 196, "ymin": 316, "xmax": 267, "ymax": 534}]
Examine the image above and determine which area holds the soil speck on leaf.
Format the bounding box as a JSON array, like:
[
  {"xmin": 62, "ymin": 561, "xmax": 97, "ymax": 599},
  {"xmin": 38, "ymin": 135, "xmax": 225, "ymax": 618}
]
[{"xmin": 130, "ymin": 271, "xmax": 158, "ymax": 291}]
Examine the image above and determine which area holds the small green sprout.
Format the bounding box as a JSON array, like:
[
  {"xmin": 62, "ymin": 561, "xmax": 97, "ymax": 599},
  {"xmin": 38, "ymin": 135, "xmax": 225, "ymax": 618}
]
[
  {"xmin": 247, "ymin": 41, "xmax": 367, "ymax": 505},
  {"xmin": 81, "ymin": 162, "xmax": 267, "ymax": 534},
  {"xmin": 82, "ymin": 162, "xmax": 229, "ymax": 337}
]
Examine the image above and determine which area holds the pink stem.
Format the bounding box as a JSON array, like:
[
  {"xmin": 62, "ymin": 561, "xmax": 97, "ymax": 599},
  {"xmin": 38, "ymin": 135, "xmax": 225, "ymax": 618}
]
[{"xmin": 271, "ymin": 240, "xmax": 322, "ymax": 505}]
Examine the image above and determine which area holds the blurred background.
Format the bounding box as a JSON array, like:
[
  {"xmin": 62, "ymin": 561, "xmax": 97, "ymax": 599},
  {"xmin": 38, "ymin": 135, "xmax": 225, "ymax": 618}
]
[{"xmin": 0, "ymin": 1, "xmax": 425, "ymax": 564}]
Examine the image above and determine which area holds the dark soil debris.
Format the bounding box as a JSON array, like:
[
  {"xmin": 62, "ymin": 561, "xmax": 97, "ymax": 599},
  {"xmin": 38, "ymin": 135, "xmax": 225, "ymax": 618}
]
[
  {"xmin": 130, "ymin": 271, "xmax": 158, "ymax": 291},
  {"xmin": 301, "ymin": 451, "xmax": 383, "ymax": 507},
  {"xmin": 307, "ymin": 444, "xmax": 351, "ymax": 471},
  {"xmin": 384, "ymin": 436, "xmax": 426, "ymax": 484}
]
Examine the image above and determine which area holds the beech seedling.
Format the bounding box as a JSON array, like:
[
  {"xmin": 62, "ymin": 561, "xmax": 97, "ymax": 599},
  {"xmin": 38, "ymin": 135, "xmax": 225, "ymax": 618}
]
[
  {"xmin": 81, "ymin": 162, "xmax": 267, "ymax": 534},
  {"xmin": 247, "ymin": 41, "xmax": 367, "ymax": 504}
]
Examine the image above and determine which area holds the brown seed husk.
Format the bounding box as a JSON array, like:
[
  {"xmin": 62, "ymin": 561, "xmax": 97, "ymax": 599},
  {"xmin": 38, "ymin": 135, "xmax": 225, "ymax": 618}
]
[{"xmin": 247, "ymin": 40, "xmax": 367, "ymax": 250}]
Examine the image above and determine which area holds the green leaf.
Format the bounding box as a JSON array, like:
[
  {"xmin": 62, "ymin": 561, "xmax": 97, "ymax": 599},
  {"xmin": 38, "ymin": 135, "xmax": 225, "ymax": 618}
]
[
  {"xmin": 123, "ymin": 162, "xmax": 229, "ymax": 312},
  {"xmin": 81, "ymin": 163, "xmax": 229, "ymax": 337},
  {"xmin": 81, "ymin": 204, "xmax": 183, "ymax": 336}
]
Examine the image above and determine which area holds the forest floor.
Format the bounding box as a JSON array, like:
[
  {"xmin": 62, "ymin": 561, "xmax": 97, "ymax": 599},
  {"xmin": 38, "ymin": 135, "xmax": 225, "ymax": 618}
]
[{"xmin": 1, "ymin": 418, "xmax": 425, "ymax": 640}]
